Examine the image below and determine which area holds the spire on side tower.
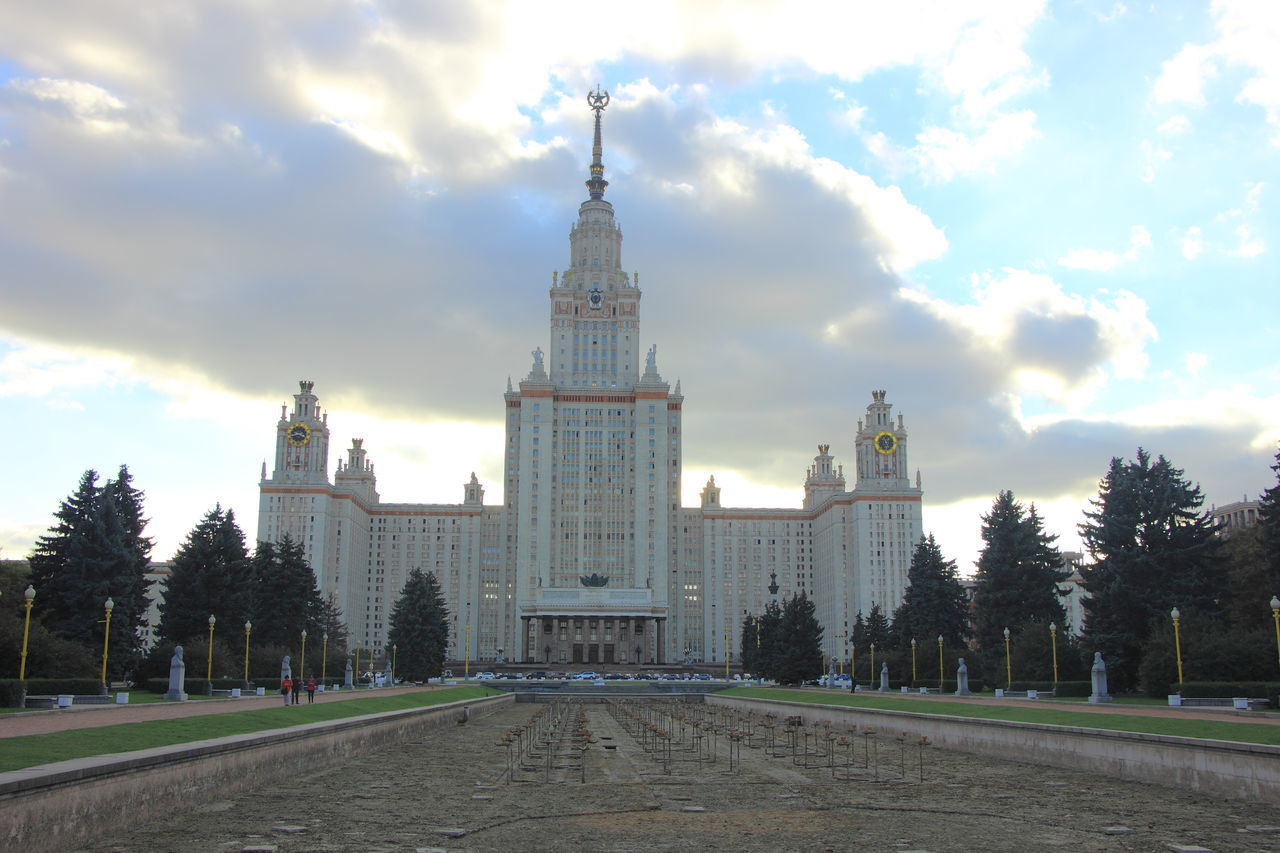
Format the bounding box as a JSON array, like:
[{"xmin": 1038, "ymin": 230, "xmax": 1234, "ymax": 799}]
[{"xmin": 585, "ymin": 86, "xmax": 610, "ymax": 200}]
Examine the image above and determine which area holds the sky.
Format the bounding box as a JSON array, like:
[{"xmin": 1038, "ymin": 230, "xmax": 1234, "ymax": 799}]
[{"xmin": 2, "ymin": 0, "xmax": 1277, "ymax": 576}]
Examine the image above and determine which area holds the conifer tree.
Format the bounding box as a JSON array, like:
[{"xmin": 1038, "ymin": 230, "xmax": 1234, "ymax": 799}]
[
  {"xmin": 770, "ymin": 592, "xmax": 823, "ymax": 684},
  {"xmin": 27, "ymin": 468, "xmax": 153, "ymax": 676},
  {"xmin": 972, "ymin": 490, "xmax": 1067, "ymax": 654},
  {"xmin": 1258, "ymin": 446, "xmax": 1280, "ymax": 596},
  {"xmin": 1080, "ymin": 449, "xmax": 1221, "ymax": 689},
  {"xmin": 892, "ymin": 534, "xmax": 970, "ymax": 649},
  {"xmin": 158, "ymin": 506, "xmax": 253, "ymax": 643},
  {"xmin": 249, "ymin": 534, "xmax": 323, "ymax": 648},
  {"xmin": 864, "ymin": 603, "xmax": 890, "ymax": 650},
  {"xmin": 386, "ymin": 568, "xmax": 450, "ymax": 681}
]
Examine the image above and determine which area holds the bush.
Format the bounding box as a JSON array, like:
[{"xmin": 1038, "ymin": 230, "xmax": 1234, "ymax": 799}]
[
  {"xmin": 1009, "ymin": 680, "xmax": 1091, "ymax": 697},
  {"xmin": 144, "ymin": 677, "xmax": 249, "ymax": 694},
  {"xmin": 0, "ymin": 680, "xmax": 26, "ymax": 707},
  {"xmin": 1180, "ymin": 681, "xmax": 1280, "ymax": 707},
  {"xmin": 0, "ymin": 677, "xmax": 106, "ymax": 704}
]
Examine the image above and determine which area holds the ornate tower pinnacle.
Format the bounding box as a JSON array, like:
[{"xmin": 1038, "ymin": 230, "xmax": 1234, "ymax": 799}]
[{"xmin": 586, "ymin": 86, "xmax": 610, "ymax": 200}]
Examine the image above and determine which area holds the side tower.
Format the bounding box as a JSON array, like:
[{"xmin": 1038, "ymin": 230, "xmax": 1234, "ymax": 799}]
[
  {"xmin": 258, "ymin": 380, "xmax": 336, "ymax": 578},
  {"xmin": 849, "ymin": 389, "xmax": 922, "ymax": 618}
]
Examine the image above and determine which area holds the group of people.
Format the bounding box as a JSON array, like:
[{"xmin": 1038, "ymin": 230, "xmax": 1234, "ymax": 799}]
[{"xmin": 279, "ymin": 674, "xmax": 317, "ymax": 705}]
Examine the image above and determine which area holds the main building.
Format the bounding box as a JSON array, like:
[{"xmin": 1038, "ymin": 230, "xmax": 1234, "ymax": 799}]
[{"xmin": 258, "ymin": 91, "xmax": 923, "ymax": 668}]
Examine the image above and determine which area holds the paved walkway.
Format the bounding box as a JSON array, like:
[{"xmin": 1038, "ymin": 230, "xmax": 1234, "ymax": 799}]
[{"xmin": 0, "ymin": 685, "xmax": 436, "ymax": 738}]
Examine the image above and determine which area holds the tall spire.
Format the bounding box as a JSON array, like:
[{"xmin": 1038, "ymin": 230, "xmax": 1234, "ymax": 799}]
[{"xmin": 586, "ymin": 86, "xmax": 610, "ymax": 200}]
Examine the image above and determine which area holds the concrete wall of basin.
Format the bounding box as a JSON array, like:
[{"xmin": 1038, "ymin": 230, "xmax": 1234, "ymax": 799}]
[
  {"xmin": 709, "ymin": 694, "xmax": 1280, "ymax": 804},
  {"xmin": 0, "ymin": 693, "xmax": 513, "ymax": 853}
]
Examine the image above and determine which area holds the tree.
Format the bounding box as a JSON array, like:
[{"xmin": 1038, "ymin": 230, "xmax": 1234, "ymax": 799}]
[
  {"xmin": 768, "ymin": 592, "xmax": 823, "ymax": 684},
  {"xmin": 1079, "ymin": 449, "xmax": 1221, "ymax": 689},
  {"xmin": 864, "ymin": 603, "xmax": 890, "ymax": 650},
  {"xmin": 892, "ymin": 534, "xmax": 970, "ymax": 650},
  {"xmin": 972, "ymin": 491, "xmax": 1068, "ymax": 656},
  {"xmin": 158, "ymin": 506, "xmax": 253, "ymax": 644},
  {"xmin": 27, "ymin": 467, "xmax": 153, "ymax": 678},
  {"xmin": 1258, "ymin": 446, "xmax": 1280, "ymax": 598},
  {"xmin": 386, "ymin": 568, "xmax": 450, "ymax": 681},
  {"xmin": 1223, "ymin": 526, "xmax": 1271, "ymax": 630},
  {"xmin": 249, "ymin": 534, "xmax": 323, "ymax": 648}
]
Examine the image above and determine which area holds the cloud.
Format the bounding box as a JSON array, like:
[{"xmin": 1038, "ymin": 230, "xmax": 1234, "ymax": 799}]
[
  {"xmin": 1057, "ymin": 225, "xmax": 1152, "ymax": 272},
  {"xmin": 1152, "ymin": 0, "xmax": 1280, "ymax": 144},
  {"xmin": 1181, "ymin": 226, "xmax": 1205, "ymax": 259}
]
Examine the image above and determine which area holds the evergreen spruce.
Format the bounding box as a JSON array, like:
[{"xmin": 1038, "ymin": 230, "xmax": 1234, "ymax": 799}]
[
  {"xmin": 864, "ymin": 603, "xmax": 890, "ymax": 650},
  {"xmin": 250, "ymin": 534, "xmax": 324, "ymax": 648},
  {"xmin": 158, "ymin": 506, "xmax": 253, "ymax": 643},
  {"xmin": 972, "ymin": 490, "xmax": 1068, "ymax": 655},
  {"xmin": 892, "ymin": 534, "xmax": 970, "ymax": 649},
  {"xmin": 27, "ymin": 468, "xmax": 153, "ymax": 678},
  {"xmin": 739, "ymin": 613, "xmax": 759, "ymax": 675},
  {"xmin": 1258, "ymin": 446, "xmax": 1280, "ymax": 597},
  {"xmin": 756, "ymin": 600, "xmax": 784, "ymax": 681},
  {"xmin": 770, "ymin": 592, "xmax": 823, "ymax": 684},
  {"xmin": 386, "ymin": 568, "xmax": 450, "ymax": 681},
  {"xmin": 1079, "ymin": 449, "xmax": 1221, "ymax": 689}
]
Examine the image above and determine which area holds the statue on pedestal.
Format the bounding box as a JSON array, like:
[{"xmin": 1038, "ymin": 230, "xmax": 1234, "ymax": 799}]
[{"xmin": 164, "ymin": 645, "xmax": 188, "ymax": 702}]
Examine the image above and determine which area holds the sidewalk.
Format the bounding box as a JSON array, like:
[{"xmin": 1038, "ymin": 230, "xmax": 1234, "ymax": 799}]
[{"xmin": 0, "ymin": 685, "xmax": 437, "ymax": 738}]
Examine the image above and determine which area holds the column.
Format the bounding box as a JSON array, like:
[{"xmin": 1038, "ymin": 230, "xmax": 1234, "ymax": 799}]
[{"xmin": 657, "ymin": 618, "xmax": 665, "ymax": 664}]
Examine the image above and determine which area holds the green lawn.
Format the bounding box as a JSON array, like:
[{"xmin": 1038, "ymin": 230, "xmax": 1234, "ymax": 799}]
[
  {"xmin": 0, "ymin": 686, "xmax": 499, "ymax": 773},
  {"xmin": 723, "ymin": 687, "xmax": 1280, "ymax": 746}
]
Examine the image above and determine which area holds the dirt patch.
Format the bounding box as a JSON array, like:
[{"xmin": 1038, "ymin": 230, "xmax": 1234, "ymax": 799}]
[{"xmin": 79, "ymin": 699, "xmax": 1280, "ymax": 853}]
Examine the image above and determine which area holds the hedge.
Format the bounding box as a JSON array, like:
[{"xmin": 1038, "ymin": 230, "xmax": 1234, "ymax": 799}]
[
  {"xmin": 1180, "ymin": 681, "xmax": 1280, "ymax": 707},
  {"xmin": 144, "ymin": 677, "xmax": 251, "ymax": 694},
  {"xmin": 1009, "ymin": 680, "xmax": 1092, "ymax": 697},
  {"xmin": 0, "ymin": 678, "xmax": 105, "ymax": 708}
]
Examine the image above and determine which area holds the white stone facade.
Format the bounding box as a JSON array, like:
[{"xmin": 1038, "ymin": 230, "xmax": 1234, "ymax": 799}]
[{"xmin": 257, "ymin": 96, "xmax": 922, "ymax": 666}]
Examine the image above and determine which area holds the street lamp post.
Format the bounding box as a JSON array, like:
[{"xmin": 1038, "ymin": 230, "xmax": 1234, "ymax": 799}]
[
  {"xmin": 300, "ymin": 630, "xmax": 307, "ymax": 679},
  {"xmin": 391, "ymin": 643, "xmax": 397, "ymax": 683},
  {"xmin": 243, "ymin": 621, "xmax": 252, "ymax": 683},
  {"xmin": 1170, "ymin": 607, "xmax": 1184, "ymax": 687},
  {"xmin": 937, "ymin": 635, "xmax": 944, "ymax": 689},
  {"xmin": 354, "ymin": 644, "xmax": 361, "ymax": 685},
  {"xmin": 1049, "ymin": 622, "xmax": 1059, "ymax": 685},
  {"xmin": 206, "ymin": 614, "xmax": 216, "ymax": 681},
  {"xmin": 869, "ymin": 643, "xmax": 876, "ymax": 683},
  {"xmin": 724, "ymin": 627, "xmax": 730, "ymax": 681},
  {"xmin": 911, "ymin": 638, "xmax": 917, "ymax": 684},
  {"xmin": 1003, "ymin": 627, "xmax": 1012, "ymax": 689},
  {"xmin": 100, "ymin": 598, "xmax": 115, "ymax": 690},
  {"xmin": 322, "ymin": 633, "xmax": 329, "ymax": 684},
  {"xmin": 19, "ymin": 585, "xmax": 35, "ymax": 680},
  {"xmin": 464, "ymin": 605, "xmax": 471, "ymax": 679},
  {"xmin": 1270, "ymin": 596, "xmax": 1280, "ymax": 671}
]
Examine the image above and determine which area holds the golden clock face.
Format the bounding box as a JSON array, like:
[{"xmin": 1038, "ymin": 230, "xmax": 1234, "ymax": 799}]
[
  {"xmin": 874, "ymin": 431, "xmax": 897, "ymax": 454},
  {"xmin": 287, "ymin": 421, "xmax": 311, "ymax": 447}
]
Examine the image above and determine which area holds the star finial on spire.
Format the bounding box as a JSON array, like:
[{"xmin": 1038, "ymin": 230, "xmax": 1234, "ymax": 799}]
[{"xmin": 586, "ymin": 86, "xmax": 610, "ymax": 200}]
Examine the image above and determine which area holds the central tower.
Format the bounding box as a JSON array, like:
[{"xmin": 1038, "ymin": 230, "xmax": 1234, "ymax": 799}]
[{"xmin": 504, "ymin": 89, "xmax": 678, "ymax": 666}]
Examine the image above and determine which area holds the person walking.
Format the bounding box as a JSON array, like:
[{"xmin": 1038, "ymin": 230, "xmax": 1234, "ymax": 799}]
[
  {"xmin": 292, "ymin": 667, "xmax": 302, "ymax": 704},
  {"xmin": 280, "ymin": 675, "xmax": 292, "ymax": 707},
  {"xmin": 305, "ymin": 675, "xmax": 317, "ymax": 704}
]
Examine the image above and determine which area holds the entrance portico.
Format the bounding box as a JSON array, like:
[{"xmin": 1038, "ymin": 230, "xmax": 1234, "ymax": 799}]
[{"xmin": 520, "ymin": 588, "xmax": 667, "ymax": 665}]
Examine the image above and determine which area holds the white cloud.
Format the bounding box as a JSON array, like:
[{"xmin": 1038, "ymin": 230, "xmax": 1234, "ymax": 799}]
[
  {"xmin": 1157, "ymin": 114, "xmax": 1191, "ymax": 135},
  {"xmin": 1230, "ymin": 223, "xmax": 1266, "ymax": 257},
  {"xmin": 1139, "ymin": 139, "xmax": 1172, "ymax": 182},
  {"xmin": 1185, "ymin": 352, "xmax": 1209, "ymax": 376},
  {"xmin": 1058, "ymin": 225, "xmax": 1151, "ymax": 271},
  {"xmin": 1181, "ymin": 226, "xmax": 1205, "ymax": 259},
  {"xmin": 911, "ymin": 109, "xmax": 1039, "ymax": 182},
  {"xmin": 1152, "ymin": 0, "xmax": 1280, "ymax": 144}
]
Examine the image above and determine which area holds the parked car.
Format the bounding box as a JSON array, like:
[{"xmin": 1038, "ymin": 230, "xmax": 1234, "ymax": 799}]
[
  {"xmin": 573, "ymin": 671, "xmax": 598, "ymax": 680},
  {"xmin": 474, "ymin": 671, "xmax": 496, "ymax": 680}
]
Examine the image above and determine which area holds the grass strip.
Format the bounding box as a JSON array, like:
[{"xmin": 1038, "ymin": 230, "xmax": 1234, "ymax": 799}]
[
  {"xmin": 722, "ymin": 687, "xmax": 1280, "ymax": 746},
  {"xmin": 0, "ymin": 686, "xmax": 499, "ymax": 773}
]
